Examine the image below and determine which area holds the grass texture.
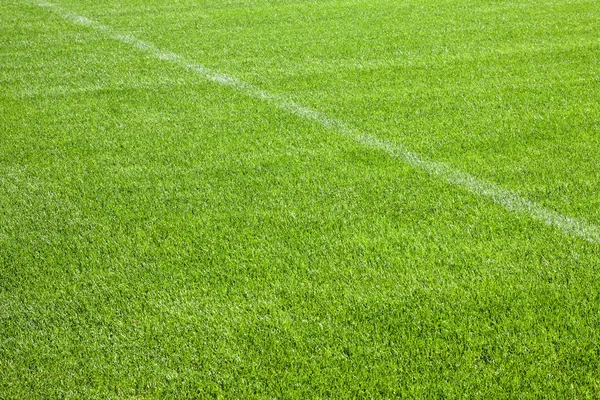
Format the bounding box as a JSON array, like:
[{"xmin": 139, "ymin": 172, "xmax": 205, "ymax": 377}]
[{"xmin": 1, "ymin": 0, "xmax": 600, "ymax": 397}]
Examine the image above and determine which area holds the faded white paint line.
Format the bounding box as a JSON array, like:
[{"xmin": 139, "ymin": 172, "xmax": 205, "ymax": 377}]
[{"xmin": 38, "ymin": 2, "xmax": 600, "ymax": 245}]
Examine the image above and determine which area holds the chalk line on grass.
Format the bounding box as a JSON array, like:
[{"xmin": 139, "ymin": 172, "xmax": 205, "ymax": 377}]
[{"xmin": 37, "ymin": 2, "xmax": 600, "ymax": 245}]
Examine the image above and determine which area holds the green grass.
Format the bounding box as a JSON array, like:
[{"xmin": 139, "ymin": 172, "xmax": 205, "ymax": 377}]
[{"xmin": 1, "ymin": 0, "xmax": 600, "ymax": 397}]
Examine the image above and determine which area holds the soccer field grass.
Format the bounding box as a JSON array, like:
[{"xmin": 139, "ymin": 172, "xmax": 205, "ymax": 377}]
[{"xmin": 2, "ymin": 0, "xmax": 600, "ymax": 397}]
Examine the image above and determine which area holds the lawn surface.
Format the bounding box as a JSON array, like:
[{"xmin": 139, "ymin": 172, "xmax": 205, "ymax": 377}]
[{"xmin": 1, "ymin": 0, "xmax": 600, "ymax": 397}]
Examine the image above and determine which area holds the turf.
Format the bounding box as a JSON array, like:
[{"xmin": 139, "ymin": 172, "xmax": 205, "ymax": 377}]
[{"xmin": 1, "ymin": 0, "xmax": 600, "ymax": 398}]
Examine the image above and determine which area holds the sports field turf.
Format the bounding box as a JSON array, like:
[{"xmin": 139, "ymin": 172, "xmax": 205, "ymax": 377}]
[{"xmin": 1, "ymin": 0, "xmax": 600, "ymax": 397}]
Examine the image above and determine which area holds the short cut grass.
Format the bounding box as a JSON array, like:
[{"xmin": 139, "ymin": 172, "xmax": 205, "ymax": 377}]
[{"xmin": 1, "ymin": 0, "xmax": 600, "ymax": 398}]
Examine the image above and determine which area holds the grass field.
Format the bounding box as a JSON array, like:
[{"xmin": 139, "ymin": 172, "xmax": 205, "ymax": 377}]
[{"xmin": 2, "ymin": 0, "xmax": 600, "ymax": 397}]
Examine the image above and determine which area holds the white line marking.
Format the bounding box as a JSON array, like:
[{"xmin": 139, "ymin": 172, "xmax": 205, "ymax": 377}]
[{"xmin": 37, "ymin": 2, "xmax": 600, "ymax": 245}]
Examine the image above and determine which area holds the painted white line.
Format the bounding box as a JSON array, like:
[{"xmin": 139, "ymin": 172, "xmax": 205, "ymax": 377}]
[{"xmin": 38, "ymin": 2, "xmax": 600, "ymax": 245}]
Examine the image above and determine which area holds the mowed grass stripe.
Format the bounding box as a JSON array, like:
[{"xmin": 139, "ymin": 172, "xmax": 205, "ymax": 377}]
[
  {"xmin": 39, "ymin": 1, "xmax": 600, "ymax": 245},
  {"xmin": 6, "ymin": 79, "xmax": 197, "ymax": 99}
]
